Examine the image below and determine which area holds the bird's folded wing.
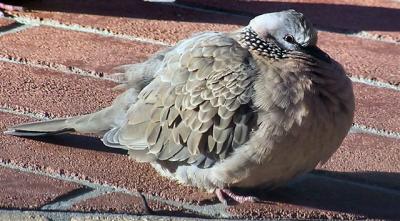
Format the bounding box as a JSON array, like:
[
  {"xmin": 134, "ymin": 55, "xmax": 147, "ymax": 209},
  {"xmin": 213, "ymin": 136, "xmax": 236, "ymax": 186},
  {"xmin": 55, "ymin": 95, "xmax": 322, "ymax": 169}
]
[{"xmin": 103, "ymin": 32, "xmax": 258, "ymax": 168}]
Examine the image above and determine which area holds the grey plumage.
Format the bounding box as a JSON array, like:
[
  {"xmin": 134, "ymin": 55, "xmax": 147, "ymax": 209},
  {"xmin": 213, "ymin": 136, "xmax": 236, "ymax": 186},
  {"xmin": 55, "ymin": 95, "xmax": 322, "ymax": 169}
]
[{"xmin": 5, "ymin": 10, "xmax": 354, "ymax": 203}]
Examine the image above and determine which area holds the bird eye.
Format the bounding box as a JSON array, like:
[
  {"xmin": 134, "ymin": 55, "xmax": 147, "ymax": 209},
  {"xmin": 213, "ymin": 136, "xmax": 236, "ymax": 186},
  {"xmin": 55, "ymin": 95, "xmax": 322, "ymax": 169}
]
[{"xmin": 283, "ymin": 34, "xmax": 295, "ymax": 44}]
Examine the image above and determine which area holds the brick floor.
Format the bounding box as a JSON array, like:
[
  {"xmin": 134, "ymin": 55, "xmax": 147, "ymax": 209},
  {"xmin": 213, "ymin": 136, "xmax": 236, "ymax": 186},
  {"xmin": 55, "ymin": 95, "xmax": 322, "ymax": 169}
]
[
  {"xmin": 318, "ymin": 32, "xmax": 400, "ymax": 85},
  {"xmin": 71, "ymin": 192, "xmax": 190, "ymax": 216},
  {"xmin": 0, "ymin": 113, "xmax": 213, "ymax": 204},
  {"xmin": 0, "ymin": 167, "xmax": 83, "ymax": 209},
  {"xmin": 0, "ymin": 0, "xmax": 399, "ymax": 219},
  {"xmin": 228, "ymin": 174, "xmax": 400, "ymax": 219},
  {"xmin": 353, "ymin": 83, "xmax": 400, "ymax": 132},
  {"xmin": 0, "ymin": 62, "xmax": 118, "ymax": 118},
  {"xmin": 0, "ymin": 17, "xmax": 15, "ymax": 26},
  {"xmin": 177, "ymin": 0, "xmax": 400, "ymax": 42},
  {"xmin": 0, "ymin": 26, "xmax": 163, "ymax": 74},
  {"xmin": 13, "ymin": 0, "xmax": 245, "ymax": 44},
  {"xmin": 320, "ymin": 133, "xmax": 400, "ymax": 189}
]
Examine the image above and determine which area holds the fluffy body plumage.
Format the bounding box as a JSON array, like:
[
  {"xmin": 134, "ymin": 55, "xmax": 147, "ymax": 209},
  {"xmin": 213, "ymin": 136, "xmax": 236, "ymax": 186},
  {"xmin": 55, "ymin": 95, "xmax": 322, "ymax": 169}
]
[{"xmin": 5, "ymin": 10, "xmax": 354, "ymax": 203}]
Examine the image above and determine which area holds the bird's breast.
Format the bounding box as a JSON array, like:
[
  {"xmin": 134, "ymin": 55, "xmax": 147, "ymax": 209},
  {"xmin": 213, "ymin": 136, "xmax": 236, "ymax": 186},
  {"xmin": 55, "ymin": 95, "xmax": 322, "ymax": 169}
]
[{"xmin": 233, "ymin": 77, "xmax": 352, "ymax": 189}]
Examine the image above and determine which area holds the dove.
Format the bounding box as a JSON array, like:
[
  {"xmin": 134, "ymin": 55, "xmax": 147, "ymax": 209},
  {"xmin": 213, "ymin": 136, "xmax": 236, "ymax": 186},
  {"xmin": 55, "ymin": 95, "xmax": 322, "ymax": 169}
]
[{"xmin": 5, "ymin": 10, "xmax": 355, "ymax": 204}]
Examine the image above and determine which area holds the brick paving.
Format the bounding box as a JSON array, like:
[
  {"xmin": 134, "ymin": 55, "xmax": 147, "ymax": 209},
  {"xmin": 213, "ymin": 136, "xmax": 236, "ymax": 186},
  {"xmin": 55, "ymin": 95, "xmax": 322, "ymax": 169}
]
[{"xmin": 0, "ymin": 0, "xmax": 399, "ymax": 220}]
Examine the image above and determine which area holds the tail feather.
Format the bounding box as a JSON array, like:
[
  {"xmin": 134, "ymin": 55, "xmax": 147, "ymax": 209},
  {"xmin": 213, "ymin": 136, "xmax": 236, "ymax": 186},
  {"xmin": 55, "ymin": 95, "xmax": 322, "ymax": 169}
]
[
  {"xmin": 5, "ymin": 82, "xmax": 139, "ymax": 138},
  {"xmin": 4, "ymin": 119, "xmax": 75, "ymax": 137},
  {"xmin": 5, "ymin": 128, "xmax": 75, "ymax": 137}
]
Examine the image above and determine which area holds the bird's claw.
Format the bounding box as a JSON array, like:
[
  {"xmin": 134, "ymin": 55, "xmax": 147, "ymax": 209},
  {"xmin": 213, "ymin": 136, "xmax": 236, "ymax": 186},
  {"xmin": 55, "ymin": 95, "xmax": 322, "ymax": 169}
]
[{"xmin": 215, "ymin": 188, "xmax": 260, "ymax": 205}]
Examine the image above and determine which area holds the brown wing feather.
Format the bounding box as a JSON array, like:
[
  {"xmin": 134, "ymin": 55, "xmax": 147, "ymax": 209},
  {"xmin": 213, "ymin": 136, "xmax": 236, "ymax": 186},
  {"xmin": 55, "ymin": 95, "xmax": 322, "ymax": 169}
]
[{"xmin": 103, "ymin": 32, "xmax": 257, "ymax": 168}]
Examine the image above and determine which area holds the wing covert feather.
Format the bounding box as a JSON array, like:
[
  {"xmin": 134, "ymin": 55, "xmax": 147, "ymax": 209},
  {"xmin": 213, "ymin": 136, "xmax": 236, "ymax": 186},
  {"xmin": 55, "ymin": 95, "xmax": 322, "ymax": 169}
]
[{"xmin": 103, "ymin": 32, "xmax": 258, "ymax": 168}]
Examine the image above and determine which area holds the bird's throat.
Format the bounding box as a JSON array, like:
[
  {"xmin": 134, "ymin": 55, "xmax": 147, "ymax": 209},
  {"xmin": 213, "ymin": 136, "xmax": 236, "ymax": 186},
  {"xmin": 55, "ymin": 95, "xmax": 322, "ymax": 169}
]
[{"xmin": 240, "ymin": 27, "xmax": 288, "ymax": 59}]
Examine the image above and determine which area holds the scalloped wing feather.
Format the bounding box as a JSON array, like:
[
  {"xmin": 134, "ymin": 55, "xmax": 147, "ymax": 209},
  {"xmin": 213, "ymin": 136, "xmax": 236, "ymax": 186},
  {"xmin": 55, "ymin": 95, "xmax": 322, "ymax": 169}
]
[{"xmin": 102, "ymin": 32, "xmax": 258, "ymax": 168}]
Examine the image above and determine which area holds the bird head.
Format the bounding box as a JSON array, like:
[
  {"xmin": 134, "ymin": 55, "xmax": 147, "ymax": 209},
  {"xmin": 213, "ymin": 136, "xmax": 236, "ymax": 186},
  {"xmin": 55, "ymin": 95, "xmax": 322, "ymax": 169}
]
[{"xmin": 242, "ymin": 10, "xmax": 329, "ymax": 62}]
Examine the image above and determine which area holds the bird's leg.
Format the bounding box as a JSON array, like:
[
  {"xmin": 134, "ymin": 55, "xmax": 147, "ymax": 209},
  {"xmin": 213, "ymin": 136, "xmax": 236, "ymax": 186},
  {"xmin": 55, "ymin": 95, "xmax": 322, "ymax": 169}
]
[
  {"xmin": 215, "ymin": 188, "xmax": 228, "ymax": 205},
  {"xmin": 0, "ymin": 2, "xmax": 24, "ymax": 16},
  {"xmin": 215, "ymin": 188, "xmax": 259, "ymax": 204}
]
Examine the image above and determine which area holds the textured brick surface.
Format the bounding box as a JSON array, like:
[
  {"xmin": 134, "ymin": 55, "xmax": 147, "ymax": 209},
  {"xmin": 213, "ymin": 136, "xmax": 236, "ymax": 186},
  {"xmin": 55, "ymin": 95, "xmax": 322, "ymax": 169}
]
[
  {"xmin": 0, "ymin": 62, "xmax": 118, "ymax": 118},
  {"xmin": 177, "ymin": 0, "xmax": 400, "ymax": 42},
  {"xmin": 262, "ymin": 0, "xmax": 400, "ymax": 8},
  {"xmin": 320, "ymin": 133, "xmax": 400, "ymax": 190},
  {"xmin": 0, "ymin": 17, "xmax": 15, "ymax": 27},
  {"xmin": 8, "ymin": 2, "xmax": 399, "ymax": 86},
  {"xmin": 0, "ymin": 213, "xmax": 48, "ymax": 221},
  {"xmin": 318, "ymin": 32, "xmax": 400, "ymax": 85},
  {"xmin": 0, "ymin": 113, "xmax": 213, "ymax": 204},
  {"xmin": 353, "ymin": 83, "xmax": 400, "ymax": 132},
  {"xmin": 0, "ymin": 167, "xmax": 83, "ymax": 209},
  {"xmin": 229, "ymin": 201, "xmax": 360, "ymax": 220},
  {"xmin": 13, "ymin": 0, "xmax": 245, "ymax": 44},
  {"xmin": 228, "ymin": 174, "xmax": 400, "ymax": 219},
  {"xmin": 0, "ymin": 0, "xmax": 400, "ymax": 219},
  {"xmin": 179, "ymin": 0, "xmax": 400, "ymax": 9},
  {"xmin": 0, "ymin": 26, "xmax": 163, "ymax": 74},
  {"xmin": 72, "ymin": 192, "xmax": 190, "ymax": 216}
]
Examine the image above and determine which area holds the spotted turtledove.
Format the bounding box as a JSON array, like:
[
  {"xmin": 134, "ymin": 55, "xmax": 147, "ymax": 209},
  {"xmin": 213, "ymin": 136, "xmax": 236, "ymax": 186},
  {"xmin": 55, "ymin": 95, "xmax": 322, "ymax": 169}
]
[{"xmin": 5, "ymin": 10, "xmax": 354, "ymax": 204}]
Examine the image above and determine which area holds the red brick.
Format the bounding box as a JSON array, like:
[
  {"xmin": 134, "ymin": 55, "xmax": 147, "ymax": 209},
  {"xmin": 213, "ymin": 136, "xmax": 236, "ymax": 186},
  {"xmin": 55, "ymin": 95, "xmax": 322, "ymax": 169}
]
[
  {"xmin": 7, "ymin": 7, "xmax": 400, "ymax": 84},
  {"xmin": 318, "ymin": 32, "xmax": 400, "ymax": 85},
  {"xmin": 0, "ymin": 113, "xmax": 213, "ymax": 203},
  {"xmin": 0, "ymin": 26, "xmax": 163, "ymax": 74},
  {"xmin": 320, "ymin": 133, "xmax": 400, "ymax": 189},
  {"xmin": 180, "ymin": 0, "xmax": 400, "ymax": 9},
  {"xmin": 0, "ymin": 167, "xmax": 83, "ymax": 209},
  {"xmin": 228, "ymin": 174, "xmax": 400, "ymax": 219},
  {"xmin": 14, "ymin": 0, "xmax": 244, "ymax": 44},
  {"xmin": 0, "ymin": 62, "xmax": 118, "ymax": 118},
  {"xmin": 71, "ymin": 192, "xmax": 189, "ymax": 216},
  {"xmin": 271, "ymin": 0, "xmax": 400, "ymax": 8},
  {"xmin": 177, "ymin": 0, "xmax": 400, "ymax": 42},
  {"xmin": 353, "ymin": 83, "xmax": 400, "ymax": 132},
  {"xmin": 229, "ymin": 202, "xmax": 360, "ymax": 220},
  {"xmin": 0, "ymin": 17, "xmax": 15, "ymax": 27}
]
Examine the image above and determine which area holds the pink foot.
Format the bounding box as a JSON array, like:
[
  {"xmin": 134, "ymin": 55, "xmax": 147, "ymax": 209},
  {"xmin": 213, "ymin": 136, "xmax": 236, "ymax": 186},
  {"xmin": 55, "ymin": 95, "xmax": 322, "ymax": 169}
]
[{"xmin": 215, "ymin": 188, "xmax": 259, "ymax": 205}]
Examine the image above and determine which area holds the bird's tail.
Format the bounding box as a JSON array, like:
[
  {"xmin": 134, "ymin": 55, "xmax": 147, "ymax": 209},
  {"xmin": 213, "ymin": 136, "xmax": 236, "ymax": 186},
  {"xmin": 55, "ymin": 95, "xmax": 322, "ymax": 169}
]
[
  {"xmin": 4, "ymin": 112, "xmax": 113, "ymax": 137},
  {"xmin": 4, "ymin": 118, "xmax": 75, "ymax": 136},
  {"xmin": 4, "ymin": 88, "xmax": 139, "ymax": 137}
]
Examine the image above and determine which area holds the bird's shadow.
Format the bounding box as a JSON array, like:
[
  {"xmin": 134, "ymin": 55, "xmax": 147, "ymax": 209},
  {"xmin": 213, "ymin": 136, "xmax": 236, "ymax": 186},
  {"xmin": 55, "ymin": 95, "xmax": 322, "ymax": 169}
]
[
  {"xmin": 26, "ymin": 133, "xmax": 128, "ymax": 155},
  {"xmin": 20, "ymin": 133, "xmax": 400, "ymax": 219},
  {"xmin": 15, "ymin": 0, "xmax": 400, "ymax": 34},
  {"xmin": 232, "ymin": 170, "xmax": 400, "ymax": 219}
]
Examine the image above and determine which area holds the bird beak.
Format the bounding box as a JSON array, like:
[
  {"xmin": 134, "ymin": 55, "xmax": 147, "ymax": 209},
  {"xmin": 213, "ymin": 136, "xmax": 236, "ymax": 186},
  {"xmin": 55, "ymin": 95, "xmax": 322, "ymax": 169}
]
[{"xmin": 302, "ymin": 45, "xmax": 331, "ymax": 63}]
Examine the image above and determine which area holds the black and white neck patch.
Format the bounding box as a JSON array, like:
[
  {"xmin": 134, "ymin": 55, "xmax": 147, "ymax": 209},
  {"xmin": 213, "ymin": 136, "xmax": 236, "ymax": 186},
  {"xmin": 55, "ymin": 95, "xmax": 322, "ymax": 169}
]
[{"xmin": 240, "ymin": 27, "xmax": 288, "ymax": 59}]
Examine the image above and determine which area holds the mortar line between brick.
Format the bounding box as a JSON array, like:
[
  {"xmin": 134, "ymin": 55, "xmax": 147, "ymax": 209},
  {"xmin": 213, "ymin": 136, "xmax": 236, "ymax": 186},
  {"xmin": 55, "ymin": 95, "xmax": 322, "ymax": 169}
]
[
  {"xmin": 41, "ymin": 188, "xmax": 111, "ymax": 211},
  {"xmin": 168, "ymin": 2, "xmax": 399, "ymax": 44},
  {"xmin": 350, "ymin": 76, "xmax": 400, "ymax": 92},
  {"xmin": 3, "ymin": 17, "xmax": 400, "ymax": 91},
  {"xmin": 0, "ymin": 22, "xmax": 32, "ymax": 37},
  {"xmin": 1, "ymin": 47, "xmax": 400, "ymax": 95},
  {"xmin": 0, "ymin": 55, "xmax": 117, "ymax": 82},
  {"xmin": 2, "ymin": 106, "xmax": 400, "ymax": 140},
  {"xmin": 10, "ymin": 15, "xmax": 169, "ymax": 46},
  {"xmin": 0, "ymin": 161, "xmax": 119, "ymax": 191},
  {"xmin": 1, "ymin": 117, "xmax": 399, "ymax": 216},
  {"xmin": 3, "ymin": 19, "xmax": 400, "ymax": 91},
  {"xmin": 0, "ymin": 161, "xmax": 230, "ymax": 218},
  {"xmin": 350, "ymin": 123, "xmax": 400, "ymax": 140},
  {"xmin": 0, "ymin": 209, "xmax": 224, "ymax": 221},
  {"xmin": 0, "ymin": 106, "xmax": 51, "ymax": 120}
]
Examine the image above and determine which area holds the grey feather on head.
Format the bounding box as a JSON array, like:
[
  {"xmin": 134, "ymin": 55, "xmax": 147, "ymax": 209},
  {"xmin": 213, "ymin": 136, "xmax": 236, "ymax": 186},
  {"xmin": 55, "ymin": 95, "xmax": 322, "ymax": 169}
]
[{"xmin": 242, "ymin": 10, "xmax": 318, "ymax": 59}]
